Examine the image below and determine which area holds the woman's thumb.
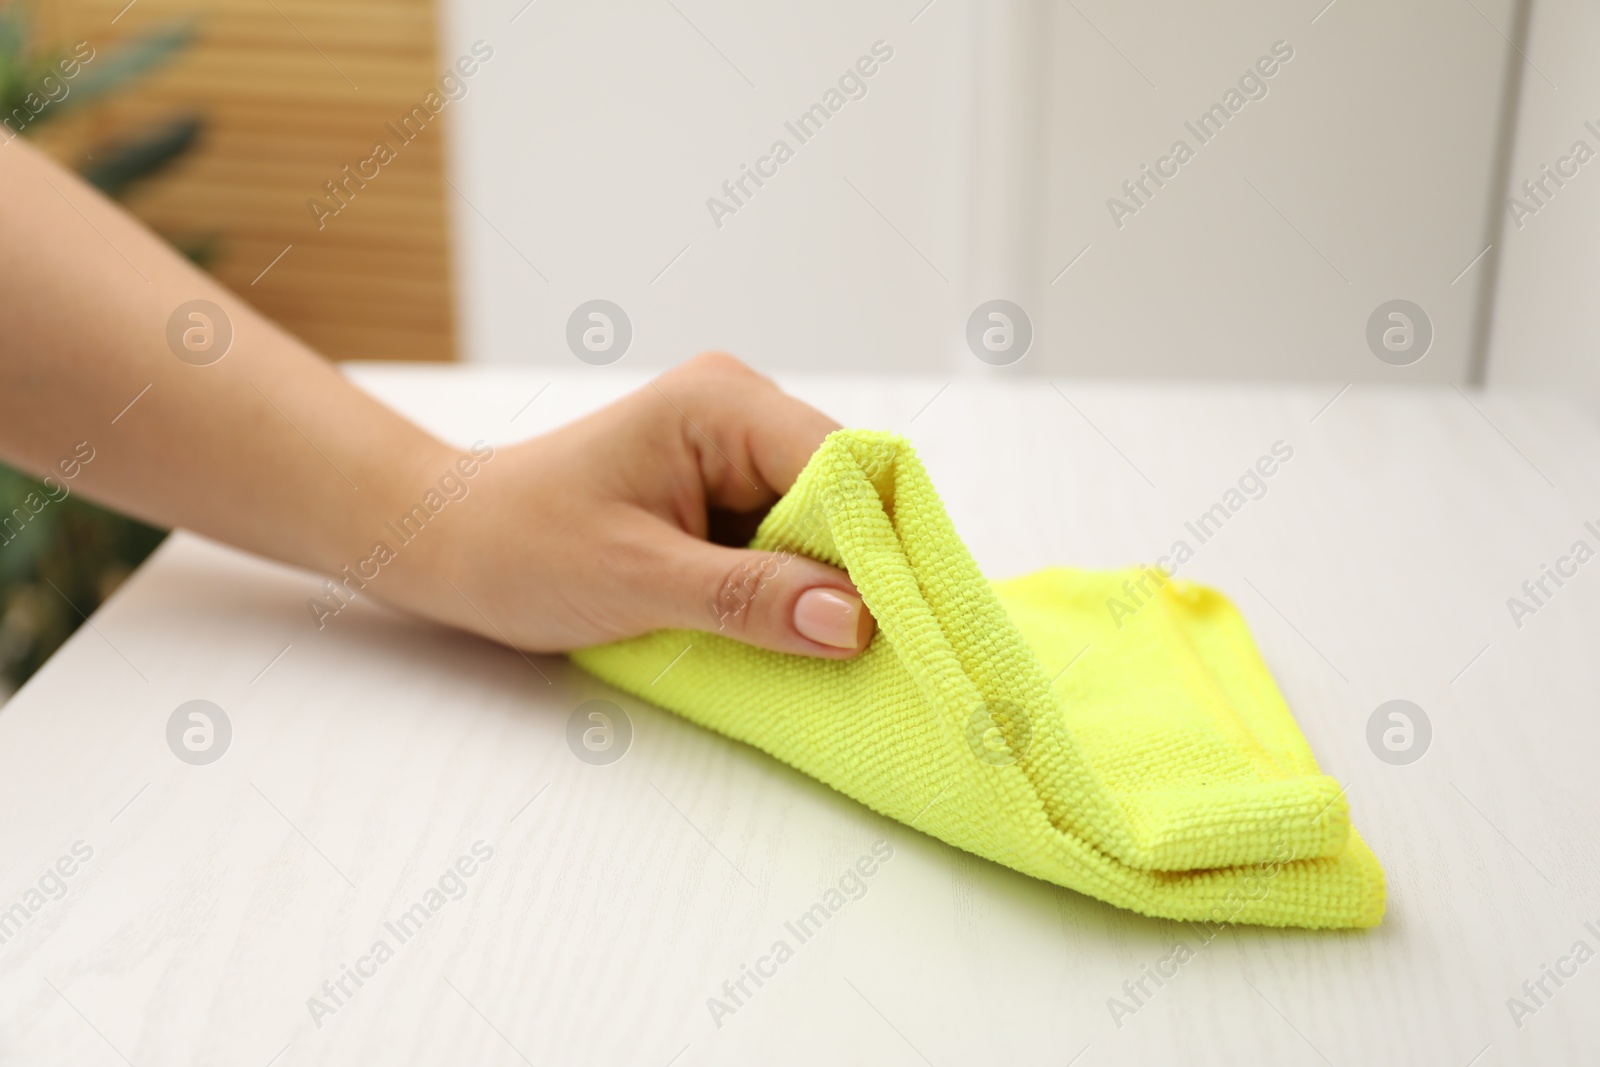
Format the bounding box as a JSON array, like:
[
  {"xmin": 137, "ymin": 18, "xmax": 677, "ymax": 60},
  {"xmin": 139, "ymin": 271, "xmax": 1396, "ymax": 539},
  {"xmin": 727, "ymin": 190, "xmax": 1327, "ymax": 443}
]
[{"xmin": 662, "ymin": 535, "xmax": 876, "ymax": 658}]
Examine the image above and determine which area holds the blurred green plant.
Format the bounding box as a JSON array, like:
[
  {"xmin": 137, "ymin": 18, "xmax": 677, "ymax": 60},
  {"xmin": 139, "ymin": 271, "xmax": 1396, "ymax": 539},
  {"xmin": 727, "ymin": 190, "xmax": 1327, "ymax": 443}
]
[
  {"xmin": 0, "ymin": 470, "xmax": 167, "ymax": 693},
  {"xmin": 0, "ymin": 6, "xmax": 210, "ymax": 696}
]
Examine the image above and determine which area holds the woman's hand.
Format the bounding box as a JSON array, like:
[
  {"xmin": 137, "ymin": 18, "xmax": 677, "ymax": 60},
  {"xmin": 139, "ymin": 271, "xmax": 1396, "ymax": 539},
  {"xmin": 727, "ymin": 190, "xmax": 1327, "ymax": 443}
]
[
  {"xmin": 0, "ymin": 139, "xmax": 870, "ymax": 662},
  {"xmin": 393, "ymin": 353, "xmax": 876, "ymax": 658}
]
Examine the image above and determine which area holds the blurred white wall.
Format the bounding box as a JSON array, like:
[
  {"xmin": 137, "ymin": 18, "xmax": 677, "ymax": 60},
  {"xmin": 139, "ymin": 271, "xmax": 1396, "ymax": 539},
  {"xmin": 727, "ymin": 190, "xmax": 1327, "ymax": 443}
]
[
  {"xmin": 1486, "ymin": 0, "xmax": 1600, "ymax": 411},
  {"xmin": 438, "ymin": 0, "xmax": 1522, "ymax": 381},
  {"xmin": 1033, "ymin": 0, "xmax": 1519, "ymax": 382}
]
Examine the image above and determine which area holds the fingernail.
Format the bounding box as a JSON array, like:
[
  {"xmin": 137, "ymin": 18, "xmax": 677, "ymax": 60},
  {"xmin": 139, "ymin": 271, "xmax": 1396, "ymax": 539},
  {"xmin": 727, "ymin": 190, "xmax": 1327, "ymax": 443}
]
[{"xmin": 793, "ymin": 588, "xmax": 872, "ymax": 650}]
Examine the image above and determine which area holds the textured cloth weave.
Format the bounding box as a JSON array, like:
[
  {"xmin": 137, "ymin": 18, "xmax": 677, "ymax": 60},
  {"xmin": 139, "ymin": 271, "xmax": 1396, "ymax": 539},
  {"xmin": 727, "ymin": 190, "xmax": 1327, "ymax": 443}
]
[{"xmin": 573, "ymin": 430, "xmax": 1386, "ymax": 929}]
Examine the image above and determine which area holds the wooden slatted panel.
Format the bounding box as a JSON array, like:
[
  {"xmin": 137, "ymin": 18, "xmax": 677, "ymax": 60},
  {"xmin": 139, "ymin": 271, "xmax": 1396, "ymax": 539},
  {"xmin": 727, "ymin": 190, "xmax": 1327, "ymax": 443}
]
[{"xmin": 29, "ymin": 0, "xmax": 457, "ymax": 362}]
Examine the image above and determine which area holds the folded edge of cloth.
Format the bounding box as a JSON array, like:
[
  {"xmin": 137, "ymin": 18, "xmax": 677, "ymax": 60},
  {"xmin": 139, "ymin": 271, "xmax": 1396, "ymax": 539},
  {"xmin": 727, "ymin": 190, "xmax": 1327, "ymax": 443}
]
[{"xmin": 572, "ymin": 430, "xmax": 1386, "ymax": 929}]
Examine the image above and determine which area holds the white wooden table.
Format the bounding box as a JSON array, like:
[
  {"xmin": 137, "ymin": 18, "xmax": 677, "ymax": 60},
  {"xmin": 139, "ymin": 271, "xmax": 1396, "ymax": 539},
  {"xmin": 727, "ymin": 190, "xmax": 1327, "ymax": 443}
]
[{"xmin": 2, "ymin": 366, "xmax": 1596, "ymax": 1066}]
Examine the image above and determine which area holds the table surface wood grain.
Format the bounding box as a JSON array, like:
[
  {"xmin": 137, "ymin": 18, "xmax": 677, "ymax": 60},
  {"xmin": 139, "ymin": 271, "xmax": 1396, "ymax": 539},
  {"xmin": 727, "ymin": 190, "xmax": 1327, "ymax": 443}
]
[{"xmin": 2, "ymin": 366, "xmax": 1596, "ymax": 1067}]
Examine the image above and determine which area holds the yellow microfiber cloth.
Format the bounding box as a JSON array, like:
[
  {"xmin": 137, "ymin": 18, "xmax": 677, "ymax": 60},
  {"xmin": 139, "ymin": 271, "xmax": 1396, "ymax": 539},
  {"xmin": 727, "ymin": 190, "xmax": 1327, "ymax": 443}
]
[{"xmin": 572, "ymin": 430, "xmax": 1386, "ymax": 929}]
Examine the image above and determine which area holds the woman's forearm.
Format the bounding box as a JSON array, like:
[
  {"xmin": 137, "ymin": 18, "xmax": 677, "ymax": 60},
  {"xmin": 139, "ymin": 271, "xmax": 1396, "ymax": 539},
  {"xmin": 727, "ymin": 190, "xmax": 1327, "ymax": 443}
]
[{"xmin": 0, "ymin": 137, "xmax": 454, "ymax": 582}]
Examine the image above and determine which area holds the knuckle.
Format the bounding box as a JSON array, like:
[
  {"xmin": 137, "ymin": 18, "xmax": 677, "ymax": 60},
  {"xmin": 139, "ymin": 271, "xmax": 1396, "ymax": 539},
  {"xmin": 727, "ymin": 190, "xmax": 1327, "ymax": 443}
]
[
  {"xmin": 673, "ymin": 351, "xmax": 772, "ymax": 394},
  {"xmin": 686, "ymin": 350, "xmax": 750, "ymax": 376},
  {"xmin": 706, "ymin": 554, "xmax": 781, "ymax": 635}
]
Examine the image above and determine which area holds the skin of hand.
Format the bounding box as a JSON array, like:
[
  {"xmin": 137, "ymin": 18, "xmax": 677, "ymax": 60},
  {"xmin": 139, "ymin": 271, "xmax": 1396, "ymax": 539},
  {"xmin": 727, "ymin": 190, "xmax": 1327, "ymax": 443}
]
[
  {"xmin": 0, "ymin": 137, "xmax": 873, "ymax": 659},
  {"xmin": 407, "ymin": 353, "xmax": 877, "ymax": 657}
]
